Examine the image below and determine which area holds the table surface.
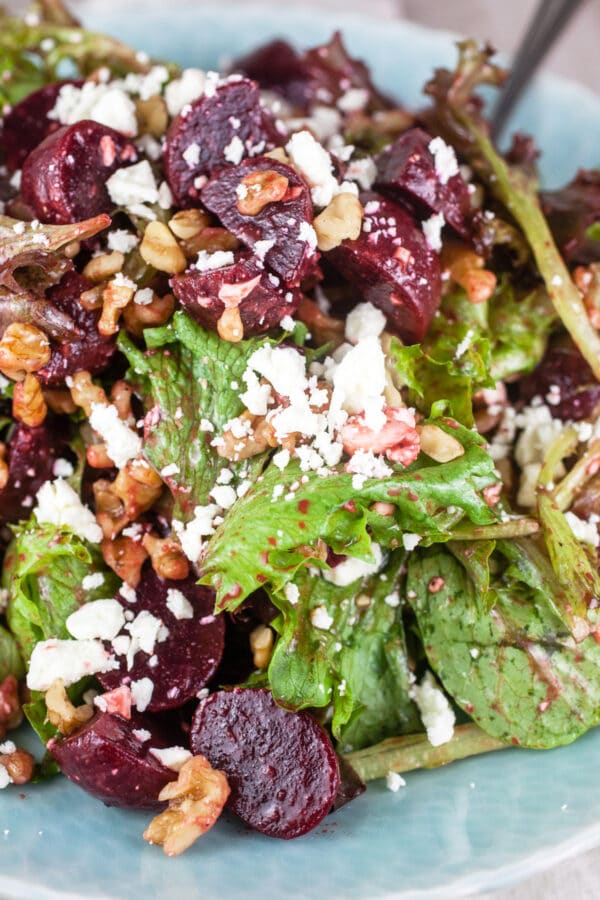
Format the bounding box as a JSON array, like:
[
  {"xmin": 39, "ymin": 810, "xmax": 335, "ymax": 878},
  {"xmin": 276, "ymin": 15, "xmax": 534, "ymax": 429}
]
[{"xmin": 4, "ymin": 0, "xmax": 600, "ymax": 896}]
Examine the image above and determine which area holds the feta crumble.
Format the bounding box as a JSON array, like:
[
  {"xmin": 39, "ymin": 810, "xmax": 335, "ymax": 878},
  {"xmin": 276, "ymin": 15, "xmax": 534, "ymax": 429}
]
[
  {"xmin": 27, "ymin": 639, "xmax": 117, "ymax": 691},
  {"xmin": 35, "ymin": 479, "xmax": 102, "ymax": 544},
  {"xmin": 412, "ymin": 671, "xmax": 455, "ymax": 747},
  {"xmin": 323, "ymin": 544, "xmax": 384, "ymax": 587},
  {"xmin": 386, "ymin": 771, "xmax": 406, "ymax": 792},
  {"xmin": 66, "ymin": 599, "xmax": 125, "ymax": 641},
  {"xmin": 89, "ymin": 403, "xmax": 142, "ymax": 469},
  {"xmin": 165, "ymin": 588, "xmax": 194, "ymax": 620},
  {"xmin": 106, "ymin": 160, "xmax": 159, "ymax": 207}
]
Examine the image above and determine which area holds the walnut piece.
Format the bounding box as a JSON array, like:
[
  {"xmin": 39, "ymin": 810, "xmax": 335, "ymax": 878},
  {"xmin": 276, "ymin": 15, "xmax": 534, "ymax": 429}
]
[
  {"xmin": 144, "ymin": 755, "xmax": 230, "ymax": 857},
  {"xmin": 0, "ymin": 322, "xmax": 51, "ymax": 380},
  {"xmin": 0, "ymin": 747, "xmax": 35, "ymax": 785},
  {"xmin": 12, "ymin": 373, "xmax": 47, "ymax": 426},
  {"xmin": 237, "ymin": 169, "xmax": 289, "ymax": 216},
  {"xmin": 313, "ymin": 192, "xmax": 363, "ymax": 252},
  {"xmin": 45, "ymin": 678, "xmax": 94, "ymax": 735},
  {"xmin": 140, "ymin": 221, "xmax": 187, "ymax": 274}
]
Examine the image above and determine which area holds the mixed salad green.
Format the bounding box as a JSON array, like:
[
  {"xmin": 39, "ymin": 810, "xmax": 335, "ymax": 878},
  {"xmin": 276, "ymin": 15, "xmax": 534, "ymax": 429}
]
[{"xmin": 0, "ymin": 0, "xmax": 599, "ymax": 854}]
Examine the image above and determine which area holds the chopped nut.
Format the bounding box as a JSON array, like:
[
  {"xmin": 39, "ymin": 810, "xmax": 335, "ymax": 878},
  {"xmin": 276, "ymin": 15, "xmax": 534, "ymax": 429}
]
[
  {"xmin": 0, "ymin": 322, "xmax": 51, "ymax": 380},
  {"xmin": 79, "ymin": 285, "xmax": 104, "ymax": 311},
  {"xmin": 249, "ymin": 624, "xmax": 274, "ymax": 670},
  {"xmin": 113, "ymin": 459, "xmax": 163, "ymax": 519},
  {"xmin": 43, "ymin": 388, "xmax": 77, "ymax": 415},
  {"xmin": 441, "ymin": 244, "xmax": 496, "ymax": 304},
  {"xmin": 0, "ymin": 675, "xmax": 22, "ymax": 739},
  {"xmin": 101, "ymin": 535, "xmax": 149, "ymax": 586},
  {"xmin": 82, "ymin": 251, "xmax": 125, "ymax": 283},
  {"xmin": 313, "ymin": 193, "xmax": 363, "ymax": 251},
  {"xmin": 87, "ymin": 443, "xmax": 115, "ymax": 469},
  {"xmin": 63, "ymin": 240, "xmax": 81, "ymax": 259},
  {"xmin": 417, "ymin": 424, "xmax": 464, "ymax": 462},
  {"xmin": 182, "ymin": 226, "xmax": 239, "ymax": 258},
  {"xmin": 140, "ymin": 221, "xmax": 187, "ymax": 274},
  {"xmin": 296, "ymin": 296, "xmax": 344, "ymax": 346},
  {"xmin": 123, "ymin": 292, "xmax": 175, "ymax": 337},
  {"xmin": 237, "ymin": 169, "xmax": 289, "ymax": 216},
  {"xmin": 110, "ymin": 380, "xmax": 134, "ymax": 423},
  {"xmin": 99, "ymin": 280, "xmax": 135, "ymax": 336},
  {"xmin": 69, "ymin": 370, "xmax": 107, "ymax": 416},
  {"xmin": 93, "ymin": 479, "xmax": 129, "ymax": 537},
  {"xmin": 136, "ymin": 94, "xmax": 168, "ymax": 138},
  {"xmin": 143, "ymin": 755, "xmax": 230, "ymax": 857},
  {"xmin": 45, "ymin": 678, "xmax": 94, "ymax": 735},
  {"xmin": 142, "ymin": 533, "xmax": 190, "ymax": 580},
  {"xmin": 0, "ymin": 747, "xmax": 35, "ymax": 785},
  {"xmin": 217, "ymin": 411, "xmax": 278, "ymax": 462},
  {"xmin": 12, "ymin": 373, "xmax": 47, "ymax": 426},
  {"xmin": 0, "ymin": 443, "xmax": 8, "ymax": 490},
  {"xmin": 217, "ymin": 306, "xmax": 244, "ymax": 342},
  {"xmin": 168, "ymin": 208, "xmax": 210, "ymax": 241}
]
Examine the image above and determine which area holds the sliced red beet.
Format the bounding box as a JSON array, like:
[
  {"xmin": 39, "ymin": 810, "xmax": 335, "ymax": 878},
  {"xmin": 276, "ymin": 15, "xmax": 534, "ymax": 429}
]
[
  {"xmin": 201, "ymin": 157, "xmax": 318, "ymax": 286},
  {"xmin": 190, "ymin": 688, "xmax": 340, "ymax": 839},
  {"xmin": 21, "ymin": 120, "xmax": 138, "ymax": 224},
  {"xmin": 37, "ymin": 271, "xmax": 116, "ymax": 385},
  {"xmin": 332, "ymin": 754, "xmax": 366, "ymax": 811},
  {"xmin": 327, "ymin": 191, "xmax": 441, "ymax": 343},
  {"xmin": 0, "ymin": 420, "xmax": 70, "ymax": 525},
  {"xmin": 519, "ymin": 339, "xmax": 600, "ymax": 421},
  {"xmin": 171, "ymin": 250, "xmax": 300, "ymax": 336},
  {"xmin": 48, "ymin": 711, "xmax": 177, "ymax": 810},
  {"xmin": 374, "ymin": 128, "xmax": 473, "ymax": 241},
  {"xmin": 0, "ymin": 80, "xmax": 82, "ymax": 171},
  {"xmin": 99, "ymin": 568, "xmax": 225, "ymax": 711},
  {"xmin": 163, "ymin": 77, "xmax": 282, "ymax": 207}
]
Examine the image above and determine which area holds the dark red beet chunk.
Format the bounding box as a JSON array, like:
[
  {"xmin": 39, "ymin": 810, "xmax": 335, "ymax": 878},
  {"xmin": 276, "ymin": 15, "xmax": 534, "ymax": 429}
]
[
  {"xmin": 37, "ymin": 271, "xmax": 116, "ymax": 385},
  {"xmin": 0, "ymin": 420, "xmax": 69, "ymax": 525},
  {"xmin": 21, "ymin": 120, "xmax": 137, "ymax": 224},
  {"xmin": 0, "ymin": 81, "xmax": 82, "ymax": 171},
  {"xmin": 48, "ymin": 711, "xmax": 177, "ymax": 810},
  {"xmin": 201, "ymin": 157, "xmax": 318, "ymax": 286},
  {"xmin": 171, "ymin": 251, "xmax": 300, "ymax": 336},
  {"xmin": 163, "ymin": 78, "xmax": 282, "ymax": 207},
  {"xmin": 374, "ymin": 128, "xmax": 473, "ymax": 241},
  {"xmin": 332, "ymin": 754, "xmax": 366, "ymax": 811},
  {"xmin": 234, "ymin": 40, "xmax": 314, "ymax": 110},
  {"xmin": 519, "ymin": 340, "xmax": 600, "ymax": 421},
  {"xmin": 99, "ymin": 568, "xmax": 225, "ymax": 711},
  {"xmin": 190, "ymin": 688, "xmax": 340, "ymax": 839},
  {"xmin": 327, "ymin": 191, "xmax": 441, "ymax": 343}
]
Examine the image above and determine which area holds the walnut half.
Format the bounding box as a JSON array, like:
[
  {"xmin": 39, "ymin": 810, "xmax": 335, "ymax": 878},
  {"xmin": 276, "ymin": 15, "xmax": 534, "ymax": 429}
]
[{"xmin": 143, "ymin": 755, "xmax": 230, "ymax": 856}]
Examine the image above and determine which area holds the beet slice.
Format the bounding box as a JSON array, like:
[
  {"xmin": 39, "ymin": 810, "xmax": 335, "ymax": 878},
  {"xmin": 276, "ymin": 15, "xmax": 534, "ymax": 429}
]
[
  {"xmin": 0, "ymin": 80, "xmax": 82, "ymax": 171},
  {"xmin": 48, "ymin": 711, "xmax": 177, "ymax": 810},
  {"xmin": 37, "ymin": 270, "xmax": 116, "ymax": 385},
  {"xmin": 99, "ymin": 569, "xmax": 225, "ymax": 711},
  {"xmin": 332, "ymin": 754, "xmax": 366, "ymax": 811},
  {"xmin": 21, "ymin": 120, "xmax": 138, "ymax": 224},
  {"xmin": 190, "ymin": 688, "xmax": 340, "ymax": 839},
  {"xmin": 327, "ymin": 191, "xmax": 441, "ymax": 343},
  {"xmin": 171, "ymin": 250, "xmax": 300, "ymax": 336},
  {"xmin": 519, "ymin": 339, "xmax": 600, "ymax": 421},
  {"xmin": 374, "ymin": 127, "xmax": 473, "ymax": 241},
  {"xmin": 0, "ymin": 420, "xmax": 70, "ymax": 525},
  {"xmin": 201, "ymin": 157, "xmax": 318, "ymax": 285},
  {"xmin": 163, "ymin": 78, "xmax": 282, "ymax": 207}
]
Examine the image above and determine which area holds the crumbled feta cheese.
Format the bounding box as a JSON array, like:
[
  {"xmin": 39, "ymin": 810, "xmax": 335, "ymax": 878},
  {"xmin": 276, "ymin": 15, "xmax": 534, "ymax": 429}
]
[
  {"xmin": 345, "ymin": 156, "xmax": 377, "ymax": 190},
  {"xmin": 119, "ymin": 584, "xmax": 137, "ymax": 604},
  {"xmin": 182, "ymin": 142, "xmax": 201, "ymax": 167},
  {"xmin": 284, "ymin": 583, "xmax": 300, "ymax": 605},
  {"xmin": 428, "ymin": 136, "xmax": 459, "ymax": 185},
  {"xmin": 66, "ymin": 599, "xmax": 125, "ymax": 641},
  {"xmin": 165, "ymin": 588, "xmax": 194, "ymax": 620},
  {"xmin": 337, "ymin": 88, "xmax": 369, "ymax": 113},
  {"xmin": 0, "ymin": 765, "xmax": 11, "ymax": 790},
  {"xmin": 384, "ymin": 591, "xmax": 400, "ymax": 608},
  {"xmin": 157, "ymin": 180, "xmax": 174, "ymax": 210},
  {"xmin": 223, "ymin": 135, "xmax": 245, "ymax": 165},
  {"xmin": 346, "ymin": 450, "xmax": 392, "ymax": 481},
  {"xmin": 106, "ymin": 160, "xmax": 158, "ymax": 207},
  {"xmin": 421, "ymin": 212, "xmax": 445, "ymax": 252},
  {"xmin": 132, "ymin": 728, "xmax": 152, "ymax": 743},
  {"xmin": 35, "ymin": 479, "xmax": 102, "ymax": 544},
  {"xmin": 323, "ymin": 544, "xmax": 383, "ymax": 587},
  {"xmin": 126, "ymin": 610, "xmax": 166, "ymax": 657},
  {"xmin": 0, "ymin": 741, "xmax": 16, "ymax": 755},
  {"xmin": 164, "ymin": 69, "xmax": 206, "ymax": 116},
  {"xmin": 386, "ymin": 771, "xmax": 406, "ymax": 792},
  {"xmin": 89, "ymin": 403, "xmax": 142, "ymax": 469},
  {"xmin": 195, "ymin": 249, "xmax": 234, "ymax": 272},
  {"xmin": 344, "ymin": 302, "xmax": 386, "ymax": 344},
  {"xmin": 160, "ymin": 463, "xmax": 180, "ymax": 478},
  {"xmin": 149, "ymin": 746, "xmax": 192, "ymax": 771},
  {"xmin": 210, "ymin": 484, "xmax": 237, "ymax": 509},
  {"xmin": 299, "ymin": 220, "xmax": 318, "ymax": 250},
  {"xmin": 254, "ymin": 238, "xmax": 275, "ymax": 261},
  {"xmin": 412, "ymin": 671, "xmax": 455, "ymax": 747},
  {"xmin": 402, "ymin": 533, "xmax": 422, "ymax": 551},
  {"xmin": 107, "ymin": 229, "xmax": 139, "ymax": 254},
  {"xmin": 273, "ymin": 448, "xmax": 291, "ymax": 470},
  {"xmin": 130, "ymin": 677, "xmax": 154, "ymax": 712},
  {"xmin": 172, "ymin": 504, "xmax": 220, "ymax": 562},
  {"xmin": 82, "ymin": 572, "xmax": 105, "ymax": 591},
  {"xmin": 134, "ymin": 287, "xmax": 154, "ymax": 306},
  {"xmin": 565, "ymin": 511, "xmax": 600, "ymax": 547},
  {"xmin": 285, "ymin": 130, "xmax": 339, "ymax": 207},
  {"xmin": 329, "ymin": 336, "xmax": 387, "ymax": 431},
  {"xmin": 27, "ymin": 639, "xmax": 117, "ymax": 691},
  {"xmin": 49, "ymin": 82, "xmax": 138, "ymax": 136},
  {"xmin": 52, "ymin": 457, "xmax": 74, "ymax": 478},
  {"xmin": 124, "ymin": 65, "xmax": 170, "ymax": 101},
  {"xmin": 310, "ymin": 605, "xmax": 334, "ymax": 630}
]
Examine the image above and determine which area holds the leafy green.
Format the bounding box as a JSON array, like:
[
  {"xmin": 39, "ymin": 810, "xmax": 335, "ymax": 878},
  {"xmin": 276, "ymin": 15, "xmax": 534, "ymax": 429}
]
[
  {"xmin": 0, "ymin": 623, "xmax": 25, "ymax": 680},
  {"xmin": 267, "ymin": 554, "xmax": 419, "ymax": 751},
  {"xmin": 4, "ymin": 521, "xmax": 119, "ymax": 663},
  {"xmin": 119, "ymin": 312, "xmax": 274, "ymax": 521},
  {"xmin": 200, "ymin": 420, "xmax": 500, "ymax": 608},
  {"xmin": 407, "ymin": 545, "xmax": 600, "ymax": 748}
]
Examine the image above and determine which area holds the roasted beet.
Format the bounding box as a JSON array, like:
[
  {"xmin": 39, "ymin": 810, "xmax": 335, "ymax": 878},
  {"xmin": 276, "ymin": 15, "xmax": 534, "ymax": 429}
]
[
  {"xmin": 201, "ymin": 157, "xmax": 318, "ymax": 285},
  {"xmin": 374, "ymin": 127, "xmax": 473, "ymax": 241},
  {"xmin": 171, "ymin": 251, "xmax": 300, "ymax": 336},
  {"xmin": 234, "ymin": 40, "xmax": 314, "ymax": 110},
  {"xmin": 541, "ymin": 170, "xmax": 600, "ymax": 265},
  {"xmin": 332, "ymin": 754, "xmax": 366, "ymax": 811},
  {"xmin": 99, "ymin": 569, "xmax": 225, "ymax": 711},
  {"xmin": 21, "ymin": 120, "xmax": 138, "ymax": 224},
  {"xmin": 519, "ymin": 340, "xmax": 600, "ymax": 421},
  {"xmin": 0, "ymin": 420, "xmax": 69, "ymax": 525},
  {"xmin": 37, "ymin": 271, "xmax": 116, "ymax": 385},
  {"xmin": 48, "ymin": 711, "xmax": 177, "ymax": 810},
  {"xmin": 0, "ymin": 81, "xmax": 82, "ymax": 171},
  {"xmin": 327, "ymin": 191, "xmax": 441, "ymax": 343},
  {"xmin": 163, "ymin": 78, "xmax": 282, "ymax": 207},
  {"xmin": 190, "ymin": 688, "xmax": 340, "ymax": 839}
]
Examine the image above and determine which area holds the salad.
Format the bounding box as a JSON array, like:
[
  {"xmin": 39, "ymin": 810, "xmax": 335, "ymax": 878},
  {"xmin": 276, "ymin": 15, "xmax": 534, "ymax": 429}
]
[{"xmin": 1, "ymin": 0, "xmax": 600, "ymax": 857}]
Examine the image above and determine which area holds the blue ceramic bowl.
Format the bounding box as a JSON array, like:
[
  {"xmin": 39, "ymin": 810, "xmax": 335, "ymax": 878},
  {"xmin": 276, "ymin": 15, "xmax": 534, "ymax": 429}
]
[{"xmin": 2, "ymin": 6, "xmax": 600, "ymax": 899}]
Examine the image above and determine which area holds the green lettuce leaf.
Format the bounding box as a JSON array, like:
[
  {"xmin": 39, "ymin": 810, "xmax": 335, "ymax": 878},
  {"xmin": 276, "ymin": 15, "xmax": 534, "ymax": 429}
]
[
  {"xmin": 119, "ymin": 312, "xmax": 273, "ymax": 521},
  {"xmin": 200, "ymin": 419, "xmax": 500, "ymax": 609},
  {"xmin": 0, "ymin": 623, "xmax": 25, "ymax": 680},
  {"xmin": 267, "ymin": 553, "xmax": 419, "ymax": 752},
  {"xmin": 4, "ymin": 521, "xmax": 119, "ymax": 663},
  {"xmin": 407, "ymin": 544, "xmax": 600, "ymax": 748}
]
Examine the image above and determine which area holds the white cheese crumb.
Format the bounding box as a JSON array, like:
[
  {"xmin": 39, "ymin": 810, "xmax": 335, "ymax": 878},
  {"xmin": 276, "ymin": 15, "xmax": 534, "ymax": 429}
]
[
  {"xmin": 106, "ymin": 160, "xmax": 159, "ymax": 207},
  {"xmin": 285, "ymin": 130, "xmax": 339, "ymax": 207},
  {"xmin": 284, "ymin": 583, "xmax": 300, "ymax": 605},
  {"xmin": 158, "ymin": 181, "xmax": 174, "ymax": 210},
  {"xmin": 172, "ymin": 504, "xmax": 220, "ymax": 562},
  {"xmin": 35, "ymin": 479, "xmax": 102, "ymax": 544},
  {"xmin": 0, "ymin": 765, "xmax": 12, "ymax": 790},
  {"xmin": 132, "ymin": 728, "xmax": 152, "ymax": 743},
  {"xmin": 386, "ymin": 771, "xmax": 406, "ymax": 792},
  {"xmin": 89, "ymin": 403, "xmax": 142, "ymax": 469},
  {"xmin": 165, "ymin": 588, "xmax": 194, "ymax": 620},
  {"xmin": 52, "ymin": 458, "xmax": 74, "ymax": 478},
  {"xmin": 119, "ymin": 583, "xmax": 137, "ymax": 604},
  {"xmin": 49, "ymin": 82, "xmax": 138, "ymax": 136},
  {"xmin": 223, "ymin": 135, "xmax": 245, "ymax": 165},
  {"xmin": 337, "ymin": 88, "xmax": 369, "ymax": 113},
  {"xmin": 195, "ymin": 249, "xmax": 235, "ymax": 272},
  {"xmin": 160, "ymin": 463, "xmax": 180, "ymax": 478},
  {"xmin": 82, "ymin": 572, "xmax": 104, "ymax": 591},
  {"xmin": 428, "ymin": 136, "xmax": 459, "ymax": 185},
  {"xmin": 27, "ymin": 639, "xmax": 117, "ymax": 691},
  {"xmin": 130, "ymin": 677, "xmax": 154, "ymax": 712},
  {"xmin": 310, "ymin": 605, "xmax": 334, "ymax": 630},
  {"xmin": 134, "ymin": 287, "xmax": 154, "ymax": 306},
  {"xmin": 412, "ymin": 671, "xmax": 455, "ymax": 747},
  {"xmin": 107, "ymin": 229, "xmax": 139, "ymax": 254},
  {"xmin": 384, "ymin": 591, "xmax": 400, "ymax": 608},
  {"xmin": 323, "ymin": 544, "xmax": 383, "ymax": 587},
  {"xmin": 210, "ymin": 484, "xmax": 237, "ymax": 509},
  {"xmin": 182, "ymin": 142, "xmax": 201, "ymax": 167},
  {"xmin": 150, "ymin": 746, "xmax": 193, "ymax": 771},
  {"xmin": 273, "ymin": 448, "xmax": 291, "ymax": 470},
  {"xmin": 421, "ymin": 212, "xmax": 445, "ymax": 252},
  {"xmin": 565, "ymin": 511, "xmax": 600, "ymax": 547},
  {"xmin": 402, "ymin": 533, "xmax": 422, "ymax": 551},
  {"xmin": 66, "ymin": 599, "xmax": 125, "ymax": 641},
  {"xmin": 165, "ymin": 69, "xmax": 206, "ymax": 116},
  {"xmin": 344, "ymin": 302, "xmax": 386, "ymax": 344}
]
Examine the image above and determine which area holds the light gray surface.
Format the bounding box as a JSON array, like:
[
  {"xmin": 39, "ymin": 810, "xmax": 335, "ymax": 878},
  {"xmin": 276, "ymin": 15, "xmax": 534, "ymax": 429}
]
[{"xmin": 5, "ymin": 1, "xmax": 600, "ymax": 897}]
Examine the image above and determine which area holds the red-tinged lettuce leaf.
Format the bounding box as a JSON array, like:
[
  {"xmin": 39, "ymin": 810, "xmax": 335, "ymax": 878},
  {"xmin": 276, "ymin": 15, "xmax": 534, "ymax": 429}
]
[
  {"xmin": 199, "ymin": 420, "xmax": 500, "ymax": 609},
  {"xmin": 407, "ymin": 544, "xmax": 600, "ymax": 749}
]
